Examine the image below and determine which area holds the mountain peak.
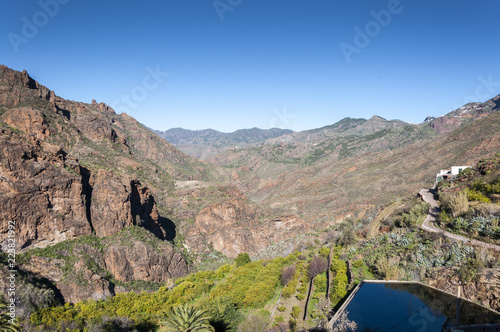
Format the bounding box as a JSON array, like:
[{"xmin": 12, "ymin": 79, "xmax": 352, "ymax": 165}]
[{"xmin": 368, "ymin": 115, "xmax": 387, "ymax": 122}]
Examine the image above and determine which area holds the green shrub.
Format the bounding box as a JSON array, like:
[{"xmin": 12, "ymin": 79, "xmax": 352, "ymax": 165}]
[
  {"xmin": 297, "ymin": 285, "xmax": 307, "ymax": 295},
  {"xmin": 235, "ymin": 253, "xmax": 251, "ymax": 267},
  {"xmin": 329, "ymin": 259, "xmax": 348, "ymax": 304},
  {"xmin": 465, "ymin": 189, "xmax": 491, "ymax": 203},
  {"xmin": 277, "ymin": 305, "xmax": 286, "ymax": 312},
  {"xmin": 296, "ymin": 294, "xmax": 305, "ymax": 301},
  {"xmin": 215, "ymin": 264, "xmax": 232, "ymax": 278},
  {"xmin": 291, "ymin": 306, "xmax": 301, "ymax": 319},
  {"xmin": 319, "ymin": 246, "xmax": 330, "ymax": 258},
  {"xmin": 313, "ymin": 274, "xmax": 327, "ymax": 294},
  {"xmin": 352, "ymin": 259, "xmax": 364, "ymax": 269}
]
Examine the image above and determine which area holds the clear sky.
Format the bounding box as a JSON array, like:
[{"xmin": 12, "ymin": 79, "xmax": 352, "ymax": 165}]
[{"xmin": 1, "ymin": 0, "xmax": 499, "ymax": 132}]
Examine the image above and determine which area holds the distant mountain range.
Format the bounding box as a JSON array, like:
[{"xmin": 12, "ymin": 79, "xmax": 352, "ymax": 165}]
[
  {"xmin": 153, "ymin": 127, "xmax": 293, "ymax": 159},
  {"xmin": 156, "ymin": 98, "xmax": 500, "ymax": 160}
]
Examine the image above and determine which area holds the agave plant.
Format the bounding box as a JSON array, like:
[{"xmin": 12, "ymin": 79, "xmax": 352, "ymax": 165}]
[
  {"xmin": 160, "ymin": 304, "xmax": 214, "ymax": 332},
  {"xmin": 0, "ymin": 303, "xmax": 20, "ymax": 332}
]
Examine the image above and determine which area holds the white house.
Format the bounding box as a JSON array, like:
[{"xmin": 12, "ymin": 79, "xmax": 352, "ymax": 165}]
[
  {"xmin": 436, "ymin": 166, "xmax": 471, "ymax": 182},
  {"xmin": 451, "ymin": 166, "xmax": 471, "ymax": 176}
]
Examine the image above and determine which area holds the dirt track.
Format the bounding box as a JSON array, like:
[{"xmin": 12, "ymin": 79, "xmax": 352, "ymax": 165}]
[{"xmin": 419, "ymin": 188, "xmax": 500, "ymax": 251}]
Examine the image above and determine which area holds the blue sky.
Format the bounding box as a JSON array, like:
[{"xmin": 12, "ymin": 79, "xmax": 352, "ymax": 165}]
[{"xmin": 1, "ymin": 0, "xmax": 499, "ymax": 132}]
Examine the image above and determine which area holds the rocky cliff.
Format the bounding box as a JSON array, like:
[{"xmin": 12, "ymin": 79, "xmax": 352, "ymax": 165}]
[
  {"xmin": 0, "ymin": 66, "xmax": 201, "ymax": 301},
  {"xmin": 185, "ymin": 197, "xmax": 310, "ymax": 258}
]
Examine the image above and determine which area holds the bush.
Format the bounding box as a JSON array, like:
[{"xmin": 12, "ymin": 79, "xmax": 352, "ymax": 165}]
[
  {"xmin": 235, "ymin": 253, "xmax": 251, "ymax": 267},
  {"xmin": 86, "ymin": 316, "xmax": 135, "ymax": 332},
  {"xmin": 215, "ymin": 264, "xmax": 232, "ymax": 278},
  {"xmin": 296, "ymin": 294, "xmax": 305, "ymax": 301},
  {"xmin": 375, "ymin": 256, "xmax": 400, "ymax": 280},
  {"xmin": 314, "ymin": 274, "xmax": 327, "ymax": 295},
  {"xmin": 281, "ymin": 265, "xmax": 296, "ymax": 286},
  {"xmin": 459, "ymin": 258, "xmax": 484, "ymax": 283},
  {"xmin": 297, "ymin": 285, "xmax": 307, "ymax": 295},
  {"xmin": 448, "ymin": 216, "xmax": 500, "ymax": 240},
  {"xmin": 16, "ymin": 283, "xmax": 58, "ymax": 319},
  {"xmin": 440, "ymin": 191, "xmax": 469, "ymax": 217},
  {"xmin": 466, "ymin": 189, "xmax": 491, "ymax": 203},
  {"xmin": 277, "ymin": 305, "xmax": 286, "ymax": 312},
  {"xmin": 319, "ymin": 247, "xmax": 330, "ymax": 258},
  {"xmin": 291, "ymin": 306, "xmax": 301, "ymax": 319},
  {"xmin": 330, "ymin": 259, "xmax": 348, "ymax": 304}
]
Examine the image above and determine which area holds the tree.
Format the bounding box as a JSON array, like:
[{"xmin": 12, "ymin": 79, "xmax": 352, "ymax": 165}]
[
  {"xmin": 308, "ymin": 256, "xmax": 328, "ymax": 280},
  {"xmin": 331, "ymin": 310, "xmax": 357, "ymax": 332},
  {"xmin": 0, "ymin": 303, "xmax": 20, "ymax": 332},
  {"xmin": 281, "ymin": 265, "xmax": 296, "ymax": 286},
  {"xmin": 160, "ymin": 304, "xmax": 215, "ymax": 332},
  {"xmin": 234, "ymin": 253, "xmax": 251, "ymax": 267}
]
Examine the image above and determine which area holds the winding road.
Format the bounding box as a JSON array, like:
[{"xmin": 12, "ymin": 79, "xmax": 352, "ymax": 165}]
[{"xmin": 419, "ymin": 188, "xmax": 500, "ymax": 251}]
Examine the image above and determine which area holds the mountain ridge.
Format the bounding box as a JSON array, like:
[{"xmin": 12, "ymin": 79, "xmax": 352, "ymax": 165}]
[{"xmin": 153, "ymin": 126, "xmax": 293, "ymax": 159}]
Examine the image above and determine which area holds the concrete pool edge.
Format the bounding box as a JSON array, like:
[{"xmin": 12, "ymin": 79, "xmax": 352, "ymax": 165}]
[{"xmin": 328, "ymin": 279, "xmax": 500, "ymax": 328}]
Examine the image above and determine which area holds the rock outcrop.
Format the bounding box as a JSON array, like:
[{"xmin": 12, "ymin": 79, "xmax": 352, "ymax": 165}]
[
  {"xmin": 103, "ymin": 240, "xmax": 187, "ymax": 283},
  {"xmin": 0, "ymin": 66, "xmax": 54, "ymax": 107},
  {"xmin": 0, "ymin": 128, "xmax": 91, "ymax": 250},
  {"xmin": 186, "ymin": 196, "xmax": 310, "ymax": 258}
]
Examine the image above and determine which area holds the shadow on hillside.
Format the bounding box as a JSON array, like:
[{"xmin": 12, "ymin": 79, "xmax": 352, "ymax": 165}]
[
  {"xmin": 130, "ymin": 180, "xmax": 177, "ymax": 242},
  {"xmin": 16, "ymin": 267, "xmax": 65, "ymax": 306},
  {"xmin": 158, "ymin": 216, "xmax": 176, "ymax": 242}
]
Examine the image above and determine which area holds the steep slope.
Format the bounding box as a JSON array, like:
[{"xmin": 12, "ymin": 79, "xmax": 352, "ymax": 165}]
[{"xmin": 154, "ymin": 127, "xmax": 293, "ymax": 159}]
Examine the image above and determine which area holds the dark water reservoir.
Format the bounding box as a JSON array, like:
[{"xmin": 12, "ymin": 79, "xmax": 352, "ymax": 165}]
[{"xmin": 344, "ymin": 282, "xmax": 498, "ymax": 331}]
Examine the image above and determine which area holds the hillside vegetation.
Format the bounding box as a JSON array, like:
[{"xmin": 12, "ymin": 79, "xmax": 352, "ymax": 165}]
[
  {"xmin": 436, "ymin": 154, "xmax": 500, "ymax": 243},
  {"xmin": 154, "ymin": 127, "xmax": 292, "ymax": 159}
]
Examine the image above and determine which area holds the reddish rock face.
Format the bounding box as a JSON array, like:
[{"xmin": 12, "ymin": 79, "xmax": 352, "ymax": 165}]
[
  {"xmin": 1, "ymin": 107, "xmax": 50, "ymax": 139},
  {"xmin": 103, "ymin": 240, "xmax": 187, "ymax": 283},
  {"xmin": 0, "ymin": 66, "xmax": 54, "ymax": 107},
  {"xmin": 0, "ymin": 234, "xmax": 188, "ymax": 303},
  {"xmin": 0, "ymin": 129, "xmax": 91, "ymax": 251},
  {"xmin": 186, "ymin": 197, "xmax": 310, "ymax": 258},
  {"xmin": 90, "ymin": 169, "xmax": 135, "ymax": 237},
  {"xmin": 428, "ymin": 116, "xmax": 462, "ymax": 132}
]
